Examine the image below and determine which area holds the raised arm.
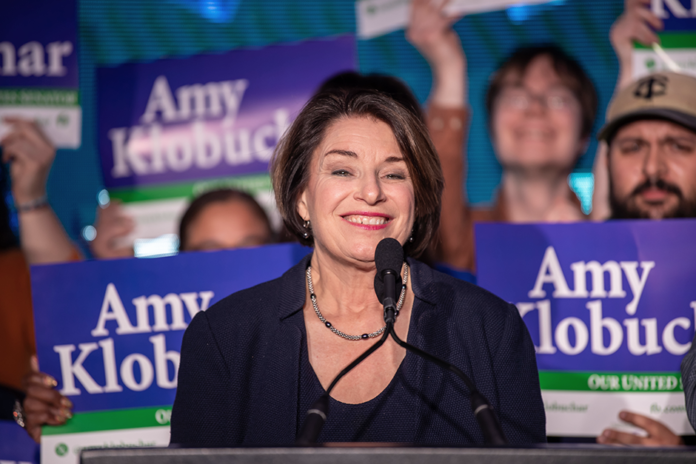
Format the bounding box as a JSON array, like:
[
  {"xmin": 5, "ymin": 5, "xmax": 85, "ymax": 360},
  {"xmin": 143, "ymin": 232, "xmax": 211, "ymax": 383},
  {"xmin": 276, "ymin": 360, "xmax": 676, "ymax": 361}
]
[
  {"xmin": 1, "ymin": 118, "xmax": 77, "ymax": 264},
  {"xmin": 590, "ymin": 0, "xmax": 663, "ymax": 220},
  {"xmin": 407, "ymin": 0, "xmax": 475, "ymax": 270}
]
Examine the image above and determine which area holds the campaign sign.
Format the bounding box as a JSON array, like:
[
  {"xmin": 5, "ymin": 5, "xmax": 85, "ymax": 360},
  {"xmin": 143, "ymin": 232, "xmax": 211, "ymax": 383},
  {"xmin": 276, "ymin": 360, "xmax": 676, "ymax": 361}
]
[
  {"xmin": 31, "ymin": 243, "xmax": 310, "ymax": 464},
  {"xmin": 96, "ymin": 36, "xmax": 354, "ymax": 244},
  {"xmin": 476, "ymin": 220, "xmax": 696, "ymax": 437},
  {"xmin": 0, "ymin": 0, "xmax": 81, "ymax": 148},
  {"xmin": 633, "ymin": 0, "xmax": 696, "ymax": 78},
  {"xmin": 97, "ymin": 36, "xmax": 355, "ymax": 190},
  {"xmin": 0, "ymin": 420, "xmax": 39, "ymax": 464}
]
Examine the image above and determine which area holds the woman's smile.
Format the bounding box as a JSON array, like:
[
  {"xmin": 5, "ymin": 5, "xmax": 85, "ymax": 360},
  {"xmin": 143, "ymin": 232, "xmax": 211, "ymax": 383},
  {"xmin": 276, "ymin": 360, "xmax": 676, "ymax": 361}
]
[{"xmin": 342, "ymin": 212, "xmax": 392, "ymax": 230}]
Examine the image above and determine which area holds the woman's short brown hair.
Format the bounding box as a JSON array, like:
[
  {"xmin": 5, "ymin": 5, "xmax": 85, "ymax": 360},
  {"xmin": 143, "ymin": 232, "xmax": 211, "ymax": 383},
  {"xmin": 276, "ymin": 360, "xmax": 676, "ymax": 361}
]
[
  {"xmin": 486, "ymin": 45, "xmax": 598, "ymax": 140},
  {"xmin": 270, "ymin": 89, "xmax": 443, "ymax": 257}
]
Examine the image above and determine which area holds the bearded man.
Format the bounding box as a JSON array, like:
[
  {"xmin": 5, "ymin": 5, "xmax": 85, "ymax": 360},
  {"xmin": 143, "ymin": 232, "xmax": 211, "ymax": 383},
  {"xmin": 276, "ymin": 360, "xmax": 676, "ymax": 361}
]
[{"xmin": 595, "ymin": 71, "xmax": 696, "ymax": 446}]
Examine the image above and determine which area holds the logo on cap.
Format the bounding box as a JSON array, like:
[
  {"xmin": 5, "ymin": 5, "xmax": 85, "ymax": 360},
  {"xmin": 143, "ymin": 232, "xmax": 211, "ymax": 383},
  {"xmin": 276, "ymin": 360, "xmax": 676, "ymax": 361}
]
[{"xmin": 634, "ymin": 75, "xmax": 668, "ymax": 100}]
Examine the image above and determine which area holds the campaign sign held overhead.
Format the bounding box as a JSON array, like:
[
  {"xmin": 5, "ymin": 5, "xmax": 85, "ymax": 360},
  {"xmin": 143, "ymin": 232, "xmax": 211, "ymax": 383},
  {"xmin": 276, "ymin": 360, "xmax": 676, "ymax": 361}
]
[
  {"xmin": 476, "ymin": 220, "xmax": 696, "ymax": 437},
  {"xmin": 633, "ymin": 0, "xmax": 696, "ymax": 78},
  {"xmin": 31, "ymin": 244, "xmax": 310, "ymax": 464},
  {"xmin": 97, "ymin": 36, "xmax": 355, "ymax": 190},
  {"xmin": 0, "ymin": 0, "xmax": 81, "ymax": 148}
]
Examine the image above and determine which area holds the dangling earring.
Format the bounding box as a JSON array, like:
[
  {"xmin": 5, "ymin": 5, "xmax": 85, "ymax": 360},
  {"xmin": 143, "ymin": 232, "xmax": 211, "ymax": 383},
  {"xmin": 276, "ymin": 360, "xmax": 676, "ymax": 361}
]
[
  {"xmin": 302, "ymin": 220, "xmax": 311, "ymax": 239},
  {"xmin": 409, "ymin": 228, "xmax": 414, "ymax": 242}
]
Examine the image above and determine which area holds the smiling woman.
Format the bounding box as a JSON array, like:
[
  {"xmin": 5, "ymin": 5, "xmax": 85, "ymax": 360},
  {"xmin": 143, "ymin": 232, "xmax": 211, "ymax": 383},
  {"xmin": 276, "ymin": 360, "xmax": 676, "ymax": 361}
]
[
  {"xmin": 170, "ymin": 89, "xmax": 546, "ymax": 446},
  {"xmin": 272, "ymin": 89, "xmax": 442, "ymax": 258}
]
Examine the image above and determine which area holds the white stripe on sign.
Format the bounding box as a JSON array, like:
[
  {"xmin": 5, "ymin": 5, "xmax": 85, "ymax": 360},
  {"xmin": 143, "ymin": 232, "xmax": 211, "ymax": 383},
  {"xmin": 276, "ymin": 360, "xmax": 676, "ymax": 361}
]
[
  {"xmin": 543, "ymin": 390, "xmax": 695, "ymax": 436},
  {"xmin": 40, "ymin": 426, "xmax": 170, "ymax": 464}
]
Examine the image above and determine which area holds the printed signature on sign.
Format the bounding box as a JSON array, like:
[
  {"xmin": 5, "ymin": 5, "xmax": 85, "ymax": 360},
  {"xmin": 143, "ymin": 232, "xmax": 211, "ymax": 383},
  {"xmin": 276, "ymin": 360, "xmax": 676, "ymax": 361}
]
[{"xmin": 545, "ymin": 402, "xmax": 589, "ymax": 412}]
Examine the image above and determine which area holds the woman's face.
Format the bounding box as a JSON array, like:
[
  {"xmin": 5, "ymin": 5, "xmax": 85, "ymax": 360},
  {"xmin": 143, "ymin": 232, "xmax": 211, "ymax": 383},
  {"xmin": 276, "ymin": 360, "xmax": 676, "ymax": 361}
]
[
  {"xmin": 298, "ymin": 116, "xmax": 415, "ymax": 268},
  {"xmin": 492, "ymin": 54, "xmax": 586, "ymax": 172}
]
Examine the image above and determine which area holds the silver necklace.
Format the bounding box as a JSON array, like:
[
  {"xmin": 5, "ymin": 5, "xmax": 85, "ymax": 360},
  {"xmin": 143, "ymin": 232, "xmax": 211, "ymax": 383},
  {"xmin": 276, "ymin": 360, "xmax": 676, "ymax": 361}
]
[{"xmin": 306, "ymin": 264, "xmax": 408, "ymax": 341}]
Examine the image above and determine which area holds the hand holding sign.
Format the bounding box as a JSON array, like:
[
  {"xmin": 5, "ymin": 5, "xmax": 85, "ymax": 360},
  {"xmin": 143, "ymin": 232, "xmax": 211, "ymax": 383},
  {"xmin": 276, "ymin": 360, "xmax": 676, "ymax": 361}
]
[
  {"xmin": 597, "ymin": 410, "xmax": 684, "ymax": 446},
  {"xmin": 0, "ymin": 117, "xmax": 56, "ymax": 206},
  {"xmin": 90, "ymin": 201, "xmax": 136, "ymax": 259},
  {"xmin": 22, "ymin": 356, "xmax": 73, "ymax": 443},
  {"xmin": 407, "ymin": 0, "xmax": 466, "ymax": 108},
  {"xmin": 611, "ymin": 0, "xmax": 664, "ymax": 89}
]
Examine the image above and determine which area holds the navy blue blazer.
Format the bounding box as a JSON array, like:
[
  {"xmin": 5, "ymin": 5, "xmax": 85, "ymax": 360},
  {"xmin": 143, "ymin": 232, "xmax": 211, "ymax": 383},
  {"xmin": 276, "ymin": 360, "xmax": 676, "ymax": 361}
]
[{"xmin": 170, "ymin": 254, "xmax": 546, "ymax": 446}]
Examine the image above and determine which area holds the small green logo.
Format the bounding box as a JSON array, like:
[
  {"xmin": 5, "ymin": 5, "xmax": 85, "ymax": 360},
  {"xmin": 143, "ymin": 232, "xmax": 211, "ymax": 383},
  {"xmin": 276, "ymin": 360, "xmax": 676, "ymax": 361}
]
[
  {"xmin": 367, "ymin": 5, "xmax": 376, "ymax": 14},
  {"xmin": 56, "ymin": 113, "xmax": 69, "ymax": 126},
  {"xmin": 55, "ymin": 443, "xmax": 69, "ymax": 456},
  {"xmin": 646, "ymin": 57, "xmax": 656, "ymax": 69}
]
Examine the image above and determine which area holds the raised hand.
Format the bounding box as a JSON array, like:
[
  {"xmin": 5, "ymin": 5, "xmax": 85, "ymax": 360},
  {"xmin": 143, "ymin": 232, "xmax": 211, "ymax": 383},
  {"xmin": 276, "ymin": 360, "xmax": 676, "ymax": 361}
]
[
  {"xmin": 407, "ymin": 0, "xmax": 466, "ymax": 107},
  {"xmin": 0, "ymin": 118, "xmax": 55, "ymax": 206},
  {"xmin": 90, "ymin": 201, "xmax": 135, "ymax": 259},
  {"xmin": 611, "ymin": 0, "xmax": 664, "ymax": 89}
]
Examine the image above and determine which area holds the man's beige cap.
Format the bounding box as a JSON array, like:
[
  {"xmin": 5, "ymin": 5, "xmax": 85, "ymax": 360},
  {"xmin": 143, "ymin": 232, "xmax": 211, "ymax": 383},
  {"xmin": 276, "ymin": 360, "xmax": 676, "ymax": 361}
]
[{"xmin": 598, "ymin": 71, "xmax": 696, "ymax": 141}]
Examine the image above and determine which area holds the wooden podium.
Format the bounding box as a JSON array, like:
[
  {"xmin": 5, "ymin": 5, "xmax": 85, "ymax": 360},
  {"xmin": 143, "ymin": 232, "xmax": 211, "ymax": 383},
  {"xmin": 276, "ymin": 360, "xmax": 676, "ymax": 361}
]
[{"xmin": 81, "ymin": 444, "xmax": 696, "ymax": 464}]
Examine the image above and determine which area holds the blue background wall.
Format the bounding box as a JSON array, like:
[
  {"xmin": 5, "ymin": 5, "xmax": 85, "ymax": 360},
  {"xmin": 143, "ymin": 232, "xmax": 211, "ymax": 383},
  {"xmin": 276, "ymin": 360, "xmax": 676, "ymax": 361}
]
[{"xmin": 47, "ymin": 0, "xmax": 623, "ymax": 248}]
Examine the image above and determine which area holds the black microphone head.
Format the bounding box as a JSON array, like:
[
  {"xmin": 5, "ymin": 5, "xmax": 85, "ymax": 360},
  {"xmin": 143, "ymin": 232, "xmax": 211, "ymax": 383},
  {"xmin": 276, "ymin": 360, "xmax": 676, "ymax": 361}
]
[
  {"xmin": 374, "ymin": 238, "xmax": 404, "ymax": 304},
  {"xmin": 375, "ymin": 238, "xmax": 404, "ymax": 275}
]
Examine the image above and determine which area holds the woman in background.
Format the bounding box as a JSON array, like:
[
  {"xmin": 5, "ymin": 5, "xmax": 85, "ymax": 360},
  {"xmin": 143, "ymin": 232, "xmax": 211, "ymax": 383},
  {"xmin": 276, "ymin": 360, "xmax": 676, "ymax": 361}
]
[{"xmin": 407, "ymin": 0, "xmax": 598, "ymax": 273}]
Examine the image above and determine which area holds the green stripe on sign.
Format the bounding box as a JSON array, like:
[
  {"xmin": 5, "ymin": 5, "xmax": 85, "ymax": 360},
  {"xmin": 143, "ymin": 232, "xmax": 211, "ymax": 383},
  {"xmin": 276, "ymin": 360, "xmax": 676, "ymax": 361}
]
[
  {"xmin": 539, "ymin": 371, "xmax": 683, "ymax": 392},
  {"xmin": 635, "ymin": 32, "xmax": 696, "ymax": 49},
  {"xmin": 0, "ymin": 88, "xmax": 80, "ymax": 107},
  {"xmin": 109, "ymin": 173, "xmax": 272, "ymax": 203},
  {"xmin": 42, "ymin": 405, "xmax": 172, "ymax": 435}
]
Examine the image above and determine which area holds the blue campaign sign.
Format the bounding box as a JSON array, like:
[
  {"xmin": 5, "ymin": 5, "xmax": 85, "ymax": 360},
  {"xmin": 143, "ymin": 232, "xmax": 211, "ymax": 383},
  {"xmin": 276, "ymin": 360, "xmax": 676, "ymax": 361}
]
[
  {"xmin": 475, "ymin": 220, "xmax": 696, "ymax": 373},
  {"xmin": 0, "ymin": 0, "xmax": 78, "ymax": 88},
  {"xmin": 97, "ymin": 36, "xmax": 356, "ymax": 189},
  {"xmin": 654, "ymin": 0, "xmax": 696, "ymax": 31},
  {"xmin": 31, "ymin": 243, "xmax": 311, "ymax": 413},
  {"xmin": 0, "ymin": 420, "xmax": 39, "ymax": 464}
]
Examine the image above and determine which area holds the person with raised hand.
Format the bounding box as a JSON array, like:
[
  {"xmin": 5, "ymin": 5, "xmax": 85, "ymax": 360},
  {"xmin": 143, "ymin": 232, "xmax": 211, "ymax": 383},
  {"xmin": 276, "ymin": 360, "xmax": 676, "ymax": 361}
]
[
  {"xmin": 407, "ymin": 0, "xmax": 596, "ymax": 274},
  {"xmin": 0, "ymin": 118, "xmax": 78, "ymax": 442},
  {"xmin": 1, "ymin": 117, "xmax": 76, "ymax": 264},
  {"xmin": 591, "ymin": 0, "xmax": 664, "ymax": 220}
]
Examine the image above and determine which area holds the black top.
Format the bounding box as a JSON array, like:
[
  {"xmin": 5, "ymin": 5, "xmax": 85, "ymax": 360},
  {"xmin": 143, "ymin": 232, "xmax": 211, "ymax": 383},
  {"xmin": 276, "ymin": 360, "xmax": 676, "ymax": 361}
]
[
  {"xmin": 294, "ymin": 308, "xmax": 420, "ymax": 443},
  {"xmin": 170, "ymin": 254, "xmax": 546, "ymax": 446}
]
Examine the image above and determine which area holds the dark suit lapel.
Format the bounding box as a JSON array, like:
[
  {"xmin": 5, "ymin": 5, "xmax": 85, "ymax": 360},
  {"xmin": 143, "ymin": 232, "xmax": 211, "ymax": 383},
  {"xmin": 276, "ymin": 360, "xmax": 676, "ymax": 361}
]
[{"xmin": 243, "ymin": 254, "xmax": 309, "ymax": 445}]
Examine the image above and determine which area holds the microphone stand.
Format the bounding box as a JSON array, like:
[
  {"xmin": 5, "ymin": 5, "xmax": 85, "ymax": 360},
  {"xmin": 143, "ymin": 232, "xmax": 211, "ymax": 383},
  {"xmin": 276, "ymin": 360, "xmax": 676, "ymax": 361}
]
[{"xmin": 387, "ymin": 324, "xmax": 508, "ymax": 445}]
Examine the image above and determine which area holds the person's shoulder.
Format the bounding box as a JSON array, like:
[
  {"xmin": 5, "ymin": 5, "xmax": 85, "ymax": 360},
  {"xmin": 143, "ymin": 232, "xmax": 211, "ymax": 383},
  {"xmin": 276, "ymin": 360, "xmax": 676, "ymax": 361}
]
[
  {"xmin": 411, "ymin": 259, "xmax": 514, "ymax": 320},
  {"xmin": 201, "ymin": 253, "xmax": 309, "ymax": 329},
  {"xmin": 203, "ymin": 275, "xmax": 285, "ymax": 326}
]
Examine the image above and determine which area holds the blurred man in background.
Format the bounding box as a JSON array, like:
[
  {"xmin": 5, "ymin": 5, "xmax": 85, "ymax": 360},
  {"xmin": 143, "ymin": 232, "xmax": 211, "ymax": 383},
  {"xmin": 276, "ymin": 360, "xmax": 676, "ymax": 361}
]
[
  {"xmin": 595, "ymin": 71, "xmax": 696, "ymax": 446},
  {"xmin": 407, "ymin": 0, "xmax": 696, "ymax": 446}
]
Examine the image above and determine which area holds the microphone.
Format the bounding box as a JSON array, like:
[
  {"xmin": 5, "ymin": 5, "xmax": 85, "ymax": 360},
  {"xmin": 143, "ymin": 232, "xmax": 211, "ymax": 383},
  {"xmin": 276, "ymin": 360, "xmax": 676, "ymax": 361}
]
[
  {"xmin": 373, "ymin": 239, "xmax": 508, "ymax": 445},
  {"xmin": 374, "ymin": 238, "xmax": 404, "ymax": 325}
]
